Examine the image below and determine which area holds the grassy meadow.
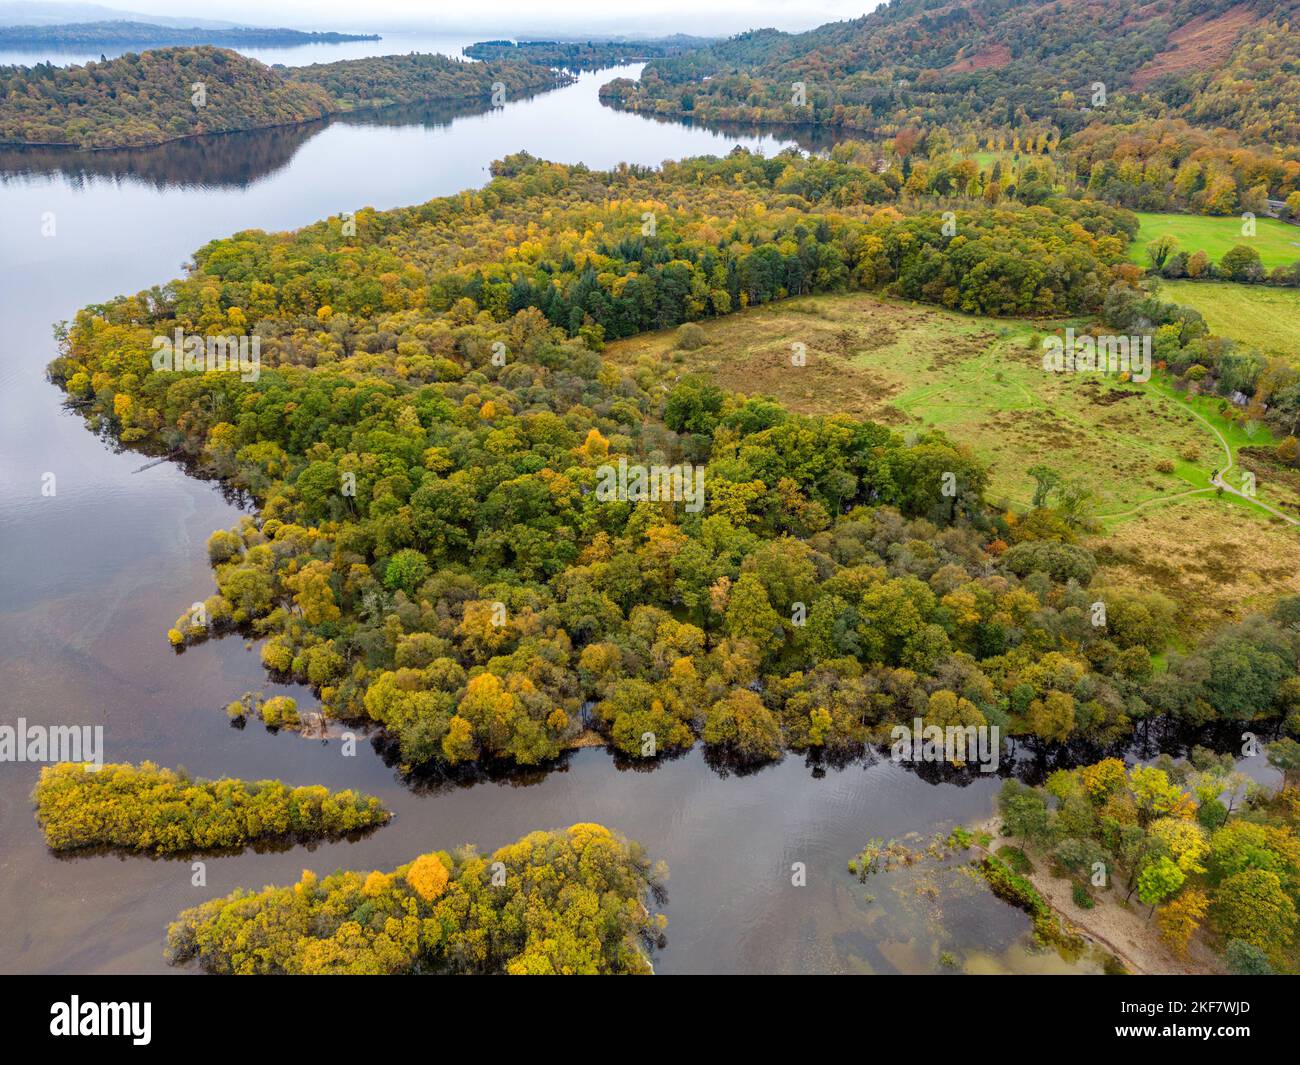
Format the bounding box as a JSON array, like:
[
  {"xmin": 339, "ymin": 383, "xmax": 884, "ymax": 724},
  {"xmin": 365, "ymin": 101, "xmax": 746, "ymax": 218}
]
[
  {"xmin": 1156, "ymin": 280, "xmax": 1300, "ymax": 360},
  {"xmin": 1130, "ymin": 212, "xmax": 1300, "ymax": 270}
]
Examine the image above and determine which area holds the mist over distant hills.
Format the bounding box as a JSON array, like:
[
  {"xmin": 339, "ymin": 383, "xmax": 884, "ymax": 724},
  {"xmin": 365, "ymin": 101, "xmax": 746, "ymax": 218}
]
[{"xmin": 0, "ymin": 2, "xmax": 243, "ymax": 28}]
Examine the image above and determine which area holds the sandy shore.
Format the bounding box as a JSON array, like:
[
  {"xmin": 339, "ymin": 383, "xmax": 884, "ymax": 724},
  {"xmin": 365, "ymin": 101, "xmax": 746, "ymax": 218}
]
[{"xmin": 971, "ymin": 814, "xmax": 1222, "ymax": 975}]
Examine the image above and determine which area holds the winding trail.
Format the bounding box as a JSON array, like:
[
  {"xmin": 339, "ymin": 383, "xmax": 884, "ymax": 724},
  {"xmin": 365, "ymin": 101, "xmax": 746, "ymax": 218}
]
[
  {"xmin": 1099, "ymin": 393, "xmax": 1299, "ymax": 526},
  {"xmin": 1184, "ymin": 400, "xmax": 1300, "ymax": 526},
  {"xmin": 1100, "ymin": 486, "xmax": 1213, "ymax": 521},
  {"xmin": 1210, "ymin": 473, "xmax": 1299, "ymax": 525}
]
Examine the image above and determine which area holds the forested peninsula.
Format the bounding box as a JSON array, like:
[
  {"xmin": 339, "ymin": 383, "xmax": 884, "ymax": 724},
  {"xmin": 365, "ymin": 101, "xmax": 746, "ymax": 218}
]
[
  {"xmin": 0, "ymin": 46, "xmax": 574, "ymax": 149},
  {"xmin": 48, "ymin": 147, "xmax": 1300, "ymax": 776},
  {"xmin": 463, "ymin": 36, "xmax": 712, "ymax": 69}
]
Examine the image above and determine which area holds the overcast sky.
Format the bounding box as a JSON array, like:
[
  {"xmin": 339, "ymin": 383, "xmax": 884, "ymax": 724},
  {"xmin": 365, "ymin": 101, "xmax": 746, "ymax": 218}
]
[{"xmin": 87, "ymin": 1, "xmax": 884, "ymax": 36}]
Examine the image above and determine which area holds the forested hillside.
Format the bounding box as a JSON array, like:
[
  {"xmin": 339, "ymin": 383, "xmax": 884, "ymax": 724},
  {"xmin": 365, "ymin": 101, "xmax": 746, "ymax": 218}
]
[
  {"xmin": 601, "ymin": 0, "xmax": 1300, "ymax": 148},
  {"xmin": 1065, "ymin": 119, "xmax": 1300, "ymax": 215},
  {"xmin": 48, "ymin": 150, "xmax": 1300, "ymax": 773},
  {"xmin": 0, "ymin": 47, "xmax": 331, "ymax": 148},
  {"xmin": 0, "ymin": 47, "xmax": 572, "ymax": 149}
]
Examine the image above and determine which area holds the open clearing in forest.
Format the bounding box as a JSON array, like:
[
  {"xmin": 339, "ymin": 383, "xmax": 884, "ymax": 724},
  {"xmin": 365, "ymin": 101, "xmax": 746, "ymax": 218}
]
[
  {"xmin": 606, "ymin": 290, "xmax": 1300, "ymax": 622},
  {"xmin": 1129, "ymin": 6, "xmax": 1260, "ymax": 90},
  {"xmin": 607, "ymin": 291, "xmax": 1275, "ymax": 514}
]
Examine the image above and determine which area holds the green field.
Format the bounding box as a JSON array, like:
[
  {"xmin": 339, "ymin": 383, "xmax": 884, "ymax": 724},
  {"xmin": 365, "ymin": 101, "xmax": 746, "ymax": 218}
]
[
  {"xmin": 1130, "ymin": 212, "xmax": 1300, "ymax": 270},
  {"xmin": 1157, "ymin": 280, "xmax": 1300, "ymax": 359}
]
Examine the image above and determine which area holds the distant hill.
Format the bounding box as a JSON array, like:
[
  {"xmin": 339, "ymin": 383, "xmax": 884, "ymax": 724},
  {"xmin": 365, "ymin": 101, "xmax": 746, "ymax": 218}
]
[
  {"xmin": 0, "ymin": 46, "xmax": 572, "ymax": 149},
  {"xmin": 602, "ymin": 0, "xmax": 1300, "ymax": 148},
  {"xmin": 0, "ymin": 21, "xmax": 379, "ymax": 47},
  {"xmin": 464, "ymin": 36, "xmax": 714, "ymax": 70}
]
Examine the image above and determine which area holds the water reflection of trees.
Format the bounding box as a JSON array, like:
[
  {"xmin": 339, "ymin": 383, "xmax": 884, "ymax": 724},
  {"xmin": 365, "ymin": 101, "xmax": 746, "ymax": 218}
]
[
  {"xmin": 386, "ymin": 715, "xmax": 1277, "ymax": 796},
  {"xmin": 48, "ymin": 821, "xmax": 387, "ymax": 863},
  {"xmin": 0, "ymin": 121, "xmax": 323, "ymax": 190},
  {"xmin": 599, "ymin": 99, "xmax": 841, "ymax": 155},
  {"xmin": 329, "ymin": 92, "xmax": 548, "ymax": 133},
  {"xmin": 0, "ymin": 93, "xmax": 534, "ymax": 190},
  {"xmin": 0, "ymin": 85, "xmax": 822, "ymax": 193}
]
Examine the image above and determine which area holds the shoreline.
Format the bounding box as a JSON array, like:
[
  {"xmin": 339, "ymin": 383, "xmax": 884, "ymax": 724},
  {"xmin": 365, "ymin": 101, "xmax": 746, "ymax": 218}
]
[
  {"xmin": 970, "ymin": 812, "xmax": 1223, "ymax": 976},
  {"xmin": 0, "ymin": 84, "xmax": 571, "ymax": 154},
  {"xmin": 0, "ymin": 57, "xmax": 577, "ymax": 153}
]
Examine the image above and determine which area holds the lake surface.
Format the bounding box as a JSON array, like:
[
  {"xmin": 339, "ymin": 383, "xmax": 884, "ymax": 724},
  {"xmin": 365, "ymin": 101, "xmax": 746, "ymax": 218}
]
[{"xmin": 0, "ymin": 56, "xmax": 1213, "ymax": 975}]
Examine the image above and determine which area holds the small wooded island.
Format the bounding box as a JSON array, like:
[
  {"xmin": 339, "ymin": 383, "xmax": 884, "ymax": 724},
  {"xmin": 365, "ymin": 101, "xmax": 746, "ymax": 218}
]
[
  {"xmin": 0, "ymin": 46, "xmax": 573, "ymax": 149},
  {"xmin": 165, "ymin": 823, "xmax": 666, "ymax": 974},
  {"xmin": 33, "ymin": 761, "xmax": 391, "ymax": 853}
]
